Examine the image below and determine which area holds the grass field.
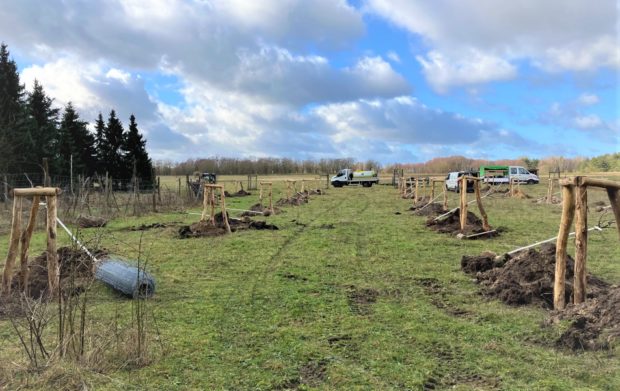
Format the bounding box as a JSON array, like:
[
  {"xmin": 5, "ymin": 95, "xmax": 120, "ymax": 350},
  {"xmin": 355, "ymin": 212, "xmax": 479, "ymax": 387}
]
[{"xmin": 0, "ymin": 177, "xmax": 619, "ymax": 390}]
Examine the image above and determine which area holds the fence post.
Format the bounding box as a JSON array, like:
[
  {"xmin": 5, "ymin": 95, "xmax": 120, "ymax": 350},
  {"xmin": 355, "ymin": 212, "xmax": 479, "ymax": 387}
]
[
  {"xmin": 573, "ymin": 177, "xmax": 588, "ymax": 304},
  {"xmin": 554, "ymin": 183, "xmax": 576, "ymax": 310},
  {"xmin": 459, "ymin": 176, "xmax": 467, "ymax": 231}
]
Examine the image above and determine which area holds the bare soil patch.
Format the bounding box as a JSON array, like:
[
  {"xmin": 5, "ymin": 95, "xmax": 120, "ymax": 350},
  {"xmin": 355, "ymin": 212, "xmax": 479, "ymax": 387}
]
[
  {"xmin": 275, "ymin": 359, "xmax": 328, "ymax": 389},
  {"xmin": 425, "ymin": 209, "xmax": 498, "ymax": 238},
  {"xmin": 411, "ymin": 203, "xmax": 446, "ymax": 217},
  {"xmin": 224, "ymin": 189, "xmax": 251, "ymax": 197},
  {"xmin": 240, "ymin": 203, "xmax": 282, "ymax": 217},
  {"xmin": 551, "ymin": 286, "xmax": 620, "ymax": 351},
  {"xmin": 462, "ymin": 243, "xmax": 609, "ymax": 309},
  {"xmin": 463, "ymin": 244, "xmax": 618, "ymax": 351},
  {"xmin": 76, "ymin": 216, "xmax": 107, "ymax": 228},
  {"xmin": 276, "ymin": 194, "xmax": 309, "ymax": 207},
  {"xmin": 9, "ymin": 247, "xmax": 104, "ymax": 299},
  {"xmin": 178, "ymin": 212, "xmax": 279, "ymax": 238},
  {"xmin": 346, "ymin": 286, "xmax": 379, "ymax": 315}
]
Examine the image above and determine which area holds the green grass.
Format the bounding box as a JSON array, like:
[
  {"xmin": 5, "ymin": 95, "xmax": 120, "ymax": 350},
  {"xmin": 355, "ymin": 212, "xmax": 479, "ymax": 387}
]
[{"xmin": 0, "ymin": 178, "xmax": 619, "ymax": 390}]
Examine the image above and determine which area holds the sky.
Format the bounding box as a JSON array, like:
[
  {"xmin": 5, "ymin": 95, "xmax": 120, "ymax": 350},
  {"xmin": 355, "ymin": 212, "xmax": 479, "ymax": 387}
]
[{"xmin": 1, "ymin": 0, "xmax": 618, "ymax": 163}]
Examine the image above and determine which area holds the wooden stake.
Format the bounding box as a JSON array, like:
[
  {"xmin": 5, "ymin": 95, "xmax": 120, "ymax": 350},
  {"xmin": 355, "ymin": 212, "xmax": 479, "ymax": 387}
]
[
  {"xmin": 430, "ymin": 180, "xmax": 436, "ymax": 201},
  {"xmin": 46, "ymin": 195, "xmax": 59, "ymax": 296},
  {"xmin": 209, "ymin": 187, "xmax": 216, "ymax": 225},
  {"xmin": 606, "ymin": 188, "xmax": 620, "ymax": 240},
  {"xmin": 414, "ymin": 178, "xmax": 420, "ymax": 203},
  {"xmin": 2, "ymin": 196, "xmax": 23, "ymax": 294},
  {"xmin": 554, "ymin": 185, "xmax": 576, "ymax": 310},
  {"xmin": 459, "ymin": 176, "xmax": 467, "ymax": 231},
  {"xmin": 19, "ymin": 196, "xmax": 39, "ymax": 294},
  {"xmin": 443, "ymin": 181, "xmax": 448, "ymax": 210},
  {"xmin": 573, "ymin": 178, "xmax": 587, "ymax": 304},
  {"xmin": 268, "ymin": 183, "xmax": 274, "ymax": 214},
  {"xmin": 474, "ymin": 180, "xmax": 491, "ymax": 231},
  {"xmin": 546, "ymin": 179, "xmax": 554, "ymax": 204},
  {"xmin": 201, "ymin": 185, "xmax": 209, "ymax": 221},
  {"xmin": 219, "ymin": 190, "xmax": 231, "ymax": 234}
]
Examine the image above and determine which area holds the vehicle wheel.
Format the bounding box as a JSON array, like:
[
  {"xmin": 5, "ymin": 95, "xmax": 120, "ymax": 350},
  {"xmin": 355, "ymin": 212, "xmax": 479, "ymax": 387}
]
[{"xmin": 527, "ymin": 180, "xmax": 535, "ymax": 184}]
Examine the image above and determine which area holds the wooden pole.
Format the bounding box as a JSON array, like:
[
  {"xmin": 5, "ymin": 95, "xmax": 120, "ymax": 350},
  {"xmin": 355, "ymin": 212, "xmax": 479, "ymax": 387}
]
[
  {"xmin": 43, "ymin": 158, "xmax": 50, "ymax": 187},
  {"xmin": 546, "ymin": 178, "xmax": 554, "ymax": 204},
  {"xmin": 219, "ymin": 189, "xmax": 232, "ymax": 234},
  {"xmin": 606, "ymin": 188, "xmax": 620, "ymax": 240},
  {"xmin": 430, "ymin": 180, "xmax": 436, "ymax": 201},
  {"xmin": 19, "ymin": 196, "xmax": 40, "ymax": 294},
  {"xmin": 268, "ymin": 183, "xmax": 274, "ymax": 214},
  {"xmin": 554, "ymin": 184, "xmax": 576, "ymax": 310},
  {"xmin": 178, "ymin": 177, "xmax": 181, "ymax": 197},
  {"xmin": 300, "ymin": 180, "xmax": 305, "ymax": 193},
  {"xmin": 201, "ymin": 185, "xmax": 209, "ymax": 221},
  {"xmin": 573, "ymin": 178, "xmax": 588, "ymax": 304},
  {"xmin": 474, "ymin": 180, "xmax": 491, "ymax": 231},
  {"xmin": 209, "ymin": 187, "xmax": 216, "ymax": 225},
  {"xmin": 509, "ymin": 178, "xmax": 514, "ymax": 197},
  {"xmin": 414, "ymin": 178, "xmax": 420, "ymax": 203},
  {"xmin": 459, "ymin": 176, "xmax": 468, "ymax": 231},
  {"xmin": 1, "ymin": 196, "xmax": 23, "ymax": 294},
  {"xmin": 443, "ymin": 181, "xmax": 448, "ymax": 210},
  {"xmin": 46, "ymin": 195, "xmax": 59, "ymax": 296}
]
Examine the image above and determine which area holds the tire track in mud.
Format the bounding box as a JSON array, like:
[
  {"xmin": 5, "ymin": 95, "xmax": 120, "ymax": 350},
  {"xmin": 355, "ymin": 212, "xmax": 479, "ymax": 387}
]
[{"xmin": 247, "ymin": 194, "xmax": 349, "ymax": 301}]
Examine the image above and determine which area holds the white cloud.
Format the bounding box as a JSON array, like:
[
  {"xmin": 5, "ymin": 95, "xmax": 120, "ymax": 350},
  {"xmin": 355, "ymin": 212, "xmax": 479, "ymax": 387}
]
[
  {"xmin": 416, "ymin": 49, "xmax": 517, "ymax": 93},
  {"xmin": 577, "ymin": 93, "xmax": 600, "ymax": 106},
  {"xmin": 387, "ymin": 51, "xmax": 401, "ymax": 63},
  {"xmin": 574, "ymin": 115, "xmax": 603, "ymax": 129},
  {"xmin": 367, "ymin": 0, "xmax": 618, "ymax": 88}
]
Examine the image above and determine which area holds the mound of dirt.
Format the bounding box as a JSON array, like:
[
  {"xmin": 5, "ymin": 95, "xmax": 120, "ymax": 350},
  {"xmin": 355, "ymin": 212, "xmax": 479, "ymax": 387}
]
[
  {"xmin": 239, "ymin": 203, "xmax": 282, "ymax": 217},
  {"xmin": 552, "ymin": 286, "xmax": 620, "ymax": 351},
  {"xmin": 411, "ymin": 202, "xmax": 446, "ymax": 217},
  {"xmin": 11, "ymin": 247, "xmax": 105, "ymax": 298},
  {"xmin": 224, "ymin": 189, "xmax": 251, "ymax": 197},
  {"xmin": 426, "ymin": 208, "xmax": 496, "ymax": 238},
  {"xmin": 76, "ymin": 216, "xmax": 107, "ymax": 228},
  {"xmin": 178, "ymin": 212, "xmax": 279, "ymax": 238},
  {"xmin": 533, "ymin": 196, "xmax": 562, "ymax": 204},
  {"xmin": 511, "ymin": 189, "xmax": 531, "ymax": 199},
  {"xmin": 463, "ymin": 243, "xmax": 609, "ymax": 309},
  {"xmin": 276, "ymin": 194, "xmax": 308, "ymax": 206},
  {"xmin": 130, "ymin": 222, "xmax": 169, "ymax": 231}
]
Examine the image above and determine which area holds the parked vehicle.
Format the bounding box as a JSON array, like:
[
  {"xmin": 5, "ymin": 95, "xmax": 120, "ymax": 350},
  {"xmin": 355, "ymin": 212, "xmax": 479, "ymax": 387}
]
[
  {"xmin": 331, "ymin": 169, "xmax": 379, "ymax": 188},
  {"xmin": 479, "ymin": 165, "xmax": 539, "ymax": 184},
  {"xmin": 445, "ymin": 171, "xmax": 478, "ymax": 192}
]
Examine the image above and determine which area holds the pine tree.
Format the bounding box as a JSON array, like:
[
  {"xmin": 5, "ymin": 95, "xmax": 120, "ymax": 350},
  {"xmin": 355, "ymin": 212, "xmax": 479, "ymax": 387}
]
[
  {"xmin": 103, "ymin": 110, "xmax": 126, "ymax": 179},
  {"xmin": 94, "ymin": 112, "xmax": 106, "ymax": 173},
  {"xmin": 123, "ymin": 114, "xmax": 153, "ymax": 183},
  {"xmin": 0, "ymin": 43, "xmax": 27, "ymax": 172},
  {"xmin": 24, "ymin": 79, "xmax": 59, "ymax": 172},
  {"xmin": 57, "ymin": 103, "xmax": 96, "ymax": 177}
]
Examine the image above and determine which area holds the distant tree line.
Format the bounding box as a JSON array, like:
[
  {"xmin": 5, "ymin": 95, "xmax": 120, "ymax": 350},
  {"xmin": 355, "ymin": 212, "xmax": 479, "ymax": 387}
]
[
  {"xmin": 0, "ymin": 43, "xmax": 153, "ymax": 182},
  {"xmin": 578, "ymin": 153, "xmax": 619, "ymax": 172},
  {"xmin": 154, "ymin": 158, "xmax": 383, "ymax": 176}
]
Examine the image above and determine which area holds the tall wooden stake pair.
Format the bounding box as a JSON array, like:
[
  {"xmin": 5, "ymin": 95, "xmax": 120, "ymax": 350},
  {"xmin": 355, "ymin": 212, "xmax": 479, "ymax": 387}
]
[
  {"xmin": 200, "ymin": 184, "xmax": 231, "ymax": 234},
  {"xmin": 1, "ymin": 187, "xmax": 61, "ymax": 296},
  {"xmin": 459, "ymin": 176, "xmax": 490, "ymax": 232},
  {"xmin": 259, "ymin": 182, "xmax": 275, "ymax": 214},
  {"xmin": 554, "ymin": 176, "xmax": 620, "ymax": 309}
]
